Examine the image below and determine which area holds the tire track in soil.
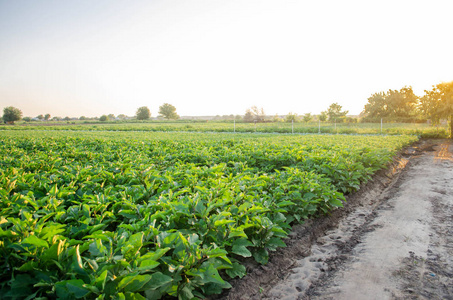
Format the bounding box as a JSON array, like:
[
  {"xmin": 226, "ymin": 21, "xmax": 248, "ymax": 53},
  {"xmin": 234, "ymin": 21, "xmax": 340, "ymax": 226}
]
[{"xmin": 216, "ymin": 139, "xmax": 452, "ymax": 300}]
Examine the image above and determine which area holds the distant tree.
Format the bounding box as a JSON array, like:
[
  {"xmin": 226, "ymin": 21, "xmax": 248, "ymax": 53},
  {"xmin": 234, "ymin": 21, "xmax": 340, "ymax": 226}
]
[
  {"xmin": 108, "ymin": 114, "xmax": 115, "ymax": 120},
  {"xmin": 422, "ymin": 81, "xmax": 453, "ymax": 137},
  {"xmin": 23, "ymin": 117, "xmax": 32, "ymax": 122},
  {"xmin": 99, "ymin": 115, "xmax": 108, "ymax": 122},
  {"xmin": 244, "ymin": 106, "xmax": 265, "ymax": 122},
  {"xmin": 37, "ymin": 114, "xmax": 44, "ymax": 120},
  {"xmin": 52, "ymin": 116, "xmax": 61, "ymax": 121},
  {"xmin": 158, "ymin": 103, "xmax": 179, "ymax": 120},
  {"xmin": 362, "ymin": 86, "xmax": 418, "ymax": 120},
  {"xmin": 325, "ymin": 103, "xmax": 348, "ymax": 122},
  {"xmin": 79, "ymin": 116, "xmax": 87, "ymax": 120},
  {"xmin": 243, "ymin": 110, "xmax": 254, "ymax": 122},
  {"xmin": 303, "ymin": 113, "xmax": 312, "ymax": 122},
  {"xmin": 117, "ymin": 114, "xmax": 127, "ymax": 120},
  {"xmin": 363, "ymin": 92, "xmax": 388, "ymax": 119},
  {"xmin": 136, "ymin": 106, "xmax": 151, "ymax": 120},
  {"xmin": 318, "ymin": 111, "xmax": 328, "ymax": 122},
  {"xmin": 3, "ymin": 106, "xmax": 23, "ymax": 124},
  {"xmin": 63, "ymin": 116, "xmax": 71, "ymax": 121},
  {"xmin": 272, "ymin": 114, "xmax": 283, "ymax": 122},
  {"xmin": 44, "ymin": 113, "xmax": 51, "ymax": 121},
  {"xmin": 285, "ymin": 112, "xmax": 298, "ymax": 122}
]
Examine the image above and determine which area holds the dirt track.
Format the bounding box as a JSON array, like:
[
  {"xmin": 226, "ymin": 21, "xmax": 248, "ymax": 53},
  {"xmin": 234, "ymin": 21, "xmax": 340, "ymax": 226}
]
[{"xmin": 219, "ymin": 139, "xmax": 453, "ymax": 300}]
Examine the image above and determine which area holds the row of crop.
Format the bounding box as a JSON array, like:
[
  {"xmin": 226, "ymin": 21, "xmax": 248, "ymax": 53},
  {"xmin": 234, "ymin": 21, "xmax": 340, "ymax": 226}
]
[
  {"xmin": 0, "ymin": 122, "xmax": 447, "ymax": 137},
  {"xmin": 0, "ymin": 132, "xmax": 417, "ymax": 299}
]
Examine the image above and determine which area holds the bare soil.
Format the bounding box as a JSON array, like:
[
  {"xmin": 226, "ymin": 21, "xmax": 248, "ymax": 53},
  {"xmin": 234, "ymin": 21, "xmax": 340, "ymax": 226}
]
[{"xmin": 216, "ymin": 139, "xmax": 453, "ymax": 300}]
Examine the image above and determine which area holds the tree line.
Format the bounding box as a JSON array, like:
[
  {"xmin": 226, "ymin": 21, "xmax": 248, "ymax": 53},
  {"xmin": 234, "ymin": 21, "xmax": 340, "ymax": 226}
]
[
  {"xmin": 1, "ymin": 103, "xmax": 181, "ymax": 124},
  {"xmin": 362, "ymin": 82, "xmax": 453, "ymax": 123},
  {"xmin": 2, "ymin": 80, "xmax": 452, "ymax": 131}
]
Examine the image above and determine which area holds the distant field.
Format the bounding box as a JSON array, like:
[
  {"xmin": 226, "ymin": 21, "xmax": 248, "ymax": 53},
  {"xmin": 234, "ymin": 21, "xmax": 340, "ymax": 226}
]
[
  {"xmin": 1, "ymin": 120, "xmax": 449, "ymax": 137},
  {"xmin": 0, "ymin": 130, "xmax": 417, "ymax": 299}
]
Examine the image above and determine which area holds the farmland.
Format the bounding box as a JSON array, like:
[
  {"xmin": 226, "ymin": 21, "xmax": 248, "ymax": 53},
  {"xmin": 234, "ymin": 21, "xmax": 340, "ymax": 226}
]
[
  {"xmin": 0, "ymin": 131, "xmax": 417, "ymax": 299},
  {"xmin": 1, "ymin": 120, "xmax": 449, "ymax": 138}
]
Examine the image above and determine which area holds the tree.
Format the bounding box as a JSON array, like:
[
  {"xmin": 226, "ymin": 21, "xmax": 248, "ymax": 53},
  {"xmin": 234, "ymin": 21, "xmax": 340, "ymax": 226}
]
[
  {"xmin": 318, "ymin": 111, "xmax": 327, "ymax": 122},
  {"xmin": 44, "ymin": 114, "xmax": 51, "ymax": 121},
  {"xmin": 3, "ymin": 106, "xmax": 22, "ymax": 124},
  {"xmin": 63, "ymin": 116, "xmax": 71, "ymax": 121},
  {"xmin": 108, "ymin": 114, "xmax": 115, "ymax": 120},
  {"xmin": 363, "ymin": 92, "xmax": 388, "ymax": 119},
  {"xmin": 244, "ymin": 106, "xmax": 265, "ymax": 122},
  {"xmin": 325, "ymin": 103, "xmax": 348, "ymax": 122},
  {"xmin": 37, "ymin": 114, "xmax": 44, "ymax": 120},
  {"xmin": 303, "ymin": 113, "xmax": 312, "ymax": 123},
  {"xmin": 285, "ymin": 112, "xmax": 298, "ymax": 123},
  {"xmin": 362, "ymin": 86, "xmax": 418, "ymax": 121},
  {"xmin": 422, "ymin": 81, "xmax": 453, "ymax": 137},
  {"xmin": 99, "ymin": 115, "xmax": 108, "ymax": 122},
  {"xmin": 23, "ymin": 117, "xmax": 32, "ymax": 122},
  {"xmin": 158, "ymin": 103, "xmax": 179, "ymax": 120},
  {"xmin": 79, "ymin": 116, "xmax": 87, "ymax": 120},
  {"xmin": 136, "ymin": 106, "xmax": 151, "ymax": 120},
  {"xmin": 117, "ymin": 114, "xmax": 127, "ymax": 120}
]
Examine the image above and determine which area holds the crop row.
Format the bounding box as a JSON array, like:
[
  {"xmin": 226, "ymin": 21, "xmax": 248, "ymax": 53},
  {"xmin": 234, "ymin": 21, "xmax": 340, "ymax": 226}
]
[
  {"xmin": 0, "ymin": 121, "xmax": 448, "ymax": 138},
  {"xmin": 0, "ymin": 131, "xmax": 417, "ymax": 299}
]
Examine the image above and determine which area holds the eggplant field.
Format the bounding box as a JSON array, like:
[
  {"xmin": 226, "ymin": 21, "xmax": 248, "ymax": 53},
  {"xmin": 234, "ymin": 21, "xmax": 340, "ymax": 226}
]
[{"xmin": 0, "ymin": 131, "xmax": 417, "ymax": 299}]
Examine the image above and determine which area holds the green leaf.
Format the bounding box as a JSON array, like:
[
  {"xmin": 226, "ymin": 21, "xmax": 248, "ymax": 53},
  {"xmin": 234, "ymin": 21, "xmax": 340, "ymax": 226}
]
[
  {"xmin": 137, "ymin": 259, "xmax": 160, "ymax": 272},
  {"xmin": 55, "ymin": 279, "xmax": 91, "ymax": 299},
  {"xmin": 330, "ymin": 198, "xmax": 344, "ymax": 207},
  {"xmin": 231, "ymin": 238, "xmax": 253, "ymax": 257},
  {"xmin": 125, "ymin": 292, "xmax": 147, "ymax": 300},
  {"xmin": 178, "ymin": 286, "xmax": 194, "ymax": 300},
  {"xmin": 94, "ymin": 270, "xmax": 108, "ymax": 290},
  {"xmin": 253, "ymin": 248, "xmax": 269, "ymax": 264},
  {"xmin": 225, "ymin": 262, "xmax": 246, "ymax": 279},
  {"xmin": 266, "ymin": 237, "xmax": 287, "ymax": 251},
  {"xmin": 214, "ymin": 219, "xmax": 235, "ymax": 227},
  {"xmin": 142, "ymin": 272, "xmax": 173, "ymax": 290},
  {"xmin": 201, "ymin": 263, "xmax": 226, "ymax": 285},
  {"xmin": 118, "ymin": 274, "xmax": 151, "ymax": 293},
  {"xmin": 22, "ymin": 235, "xmax": 49, "ymax": 248},
  {"xmin": 138, "ymin": 247, "xmax": 170, "ymax": 262}
]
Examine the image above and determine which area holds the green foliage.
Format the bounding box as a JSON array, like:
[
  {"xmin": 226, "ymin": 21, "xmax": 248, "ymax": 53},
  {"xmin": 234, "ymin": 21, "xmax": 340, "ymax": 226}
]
[
  {"xmin": 363, "ymin": 86, "xmax": 419, "ymax": 120},
  {"xmin": 0, "ymin": 131, "xmax": 416, "ymax": 299},
  {"xmin": 302, "ymin": 113, "xmax": 312, "ymax": 123},
  {"xmin": 2, "ymin": 106, "xmax": 23, "ymax": 124},
  {"xmin": 100, "ymin": 115, "xmax": 109, "ymax": 122},
  {"xmin": 136, "ymin": 107, "xmax": 151, "ymax": 120},
  {"xmin": 324, "ymin": 103, "xmax": 348, "ymax": 122},
  {"xmin": 158, "ymin": 103, "xmax": 179, "ymax": 120},
  {"xmin": 285, "ymin": 112, "xmax": 298, "ymax": 123},
  {"xmin": 421, "ymin": 81, "xmax": 453, "ymax": 137}
]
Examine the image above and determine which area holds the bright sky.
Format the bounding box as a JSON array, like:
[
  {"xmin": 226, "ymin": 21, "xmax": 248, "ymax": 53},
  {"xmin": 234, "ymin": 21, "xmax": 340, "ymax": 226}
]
[{"xmin": 1, "ymin": 0, "xmax": 452, "ymax": 118}]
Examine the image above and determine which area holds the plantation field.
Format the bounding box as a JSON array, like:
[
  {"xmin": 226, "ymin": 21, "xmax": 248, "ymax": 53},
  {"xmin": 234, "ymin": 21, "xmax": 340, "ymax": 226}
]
[
  {"xmin": 0, "ymin": 131, "xmax": 417, "ymax": 299},
  {"xmin": 1, "ymin": 120, "xmax": 448, "ymax": 138}
]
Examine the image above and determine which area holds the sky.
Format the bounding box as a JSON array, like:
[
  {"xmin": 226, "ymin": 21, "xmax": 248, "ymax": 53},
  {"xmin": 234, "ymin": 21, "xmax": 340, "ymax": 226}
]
[{"xmin": 1, "ymin": 0, "xmax": 452, "ymax": 118}]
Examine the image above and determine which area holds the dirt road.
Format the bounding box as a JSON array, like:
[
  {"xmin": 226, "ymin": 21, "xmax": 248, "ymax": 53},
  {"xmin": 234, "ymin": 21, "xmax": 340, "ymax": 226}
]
[{"xmin": 221, "ymin": 140, "xmax": 453, "ymax": 300}]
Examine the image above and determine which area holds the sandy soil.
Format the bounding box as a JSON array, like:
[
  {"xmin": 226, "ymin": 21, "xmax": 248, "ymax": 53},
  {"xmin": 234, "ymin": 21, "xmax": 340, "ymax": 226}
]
[{"xmin": 217, "ymin": 139, "xmax": 453, "ymax": 300}]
